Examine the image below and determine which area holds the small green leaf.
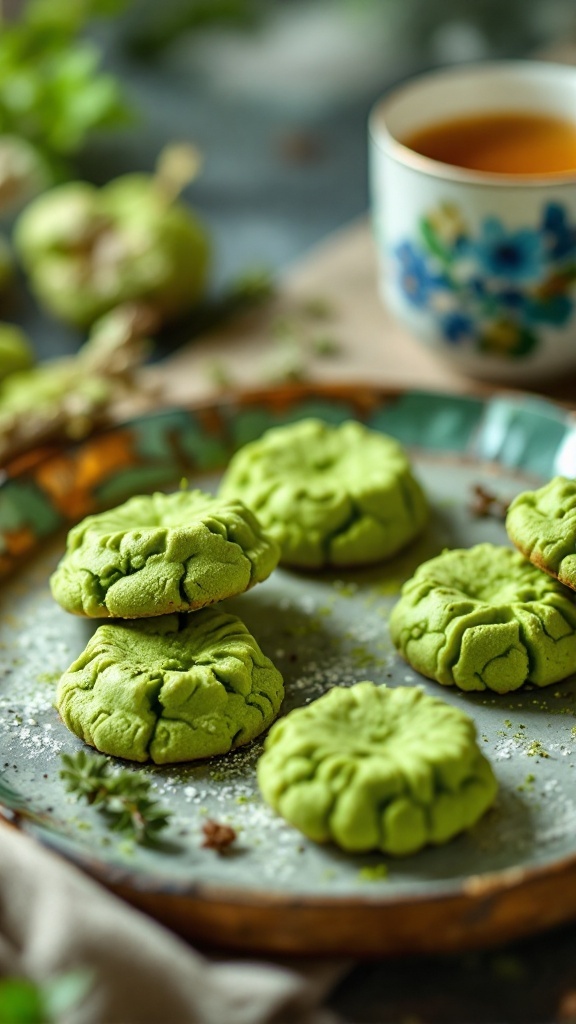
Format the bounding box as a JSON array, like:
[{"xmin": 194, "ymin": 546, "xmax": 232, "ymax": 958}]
[
  {"xmin": 0, "ymin": 979, "xmax": 45, "ymax": 1024},
  {"xmin": 204, "ymin": 359, "xmax": 234, "ymax": 390},
  {"xmin": 419, "ymin": 217, "xmax": 451, "ymax": 264},
  {"xmin": 300, "ymin": 296, "xmax": 334, "ymax": 320},
  {"xmin": 310, "ymin": 335, "xmax": 341, "ymax": 357},
  {"xmin": 228, "ymin": 267, "xmax": 275, "ymax": 304}
]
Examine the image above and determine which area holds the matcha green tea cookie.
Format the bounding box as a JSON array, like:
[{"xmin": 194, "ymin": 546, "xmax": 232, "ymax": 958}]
[
  {"xmin": 219, "ymin": 418, "xmax": 428, "ymax": 568},
  {"xmin": 257, "ymin": 681, "xmax": 497, "ymax": 855},
  {"xmin": 506, "ymin": 476, "xmax": 576, "ymax": 590},
  {"xmin": 51, "ymin": 490, "xmax": 280, "ymax": 618},
  {"xmin": 390, "ymin": 542, "xmax": 576, "ymax": 693},
  {"xmin": 57, "ymin": 608, "xmax": 284, "ymax": 763}
]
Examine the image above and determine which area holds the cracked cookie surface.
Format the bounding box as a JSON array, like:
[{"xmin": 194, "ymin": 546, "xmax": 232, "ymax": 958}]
[
  {"xmin": 219, "ymin": 418, "xmax": 428, "ymax": 568},
  {"xmin": 257, "ymin": 681, "xmax": 497, "ymax": 855},
  {"xmin": 506, "ymin": 476, "xmax": 576, "ymax": 591},
  {"xmin": 50, "ymin": 489, "xmax": 280, "ymax": 618},
  {"xmin": 56, "ymin": 608, "xmax": 284, "ymax": 763},
  {"xmin": 390, "ymin": 542, "xmax": 576, "ymax": 693}
]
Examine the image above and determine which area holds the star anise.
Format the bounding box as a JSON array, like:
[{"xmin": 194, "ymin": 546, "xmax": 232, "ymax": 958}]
[
  {"xmin": 201, "ymin": 818, "xmax": 237, "ymax": 853},
  {"xmin": 469, "ymin": 484, "xmax": 510, "ymax": 521}
]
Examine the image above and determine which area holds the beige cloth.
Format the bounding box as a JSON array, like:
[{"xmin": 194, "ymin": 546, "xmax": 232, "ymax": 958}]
[{"xmin": 0, "ymin": 825, "xmax": 343, "ymax": 1024}]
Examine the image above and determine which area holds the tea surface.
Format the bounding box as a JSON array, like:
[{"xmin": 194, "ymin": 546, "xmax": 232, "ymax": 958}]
[{"xmin": 403, "ymin": 112, "xmax": 576, "ymax": 175}]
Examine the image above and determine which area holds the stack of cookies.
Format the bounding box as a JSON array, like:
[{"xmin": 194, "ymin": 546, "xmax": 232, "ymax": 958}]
[{"xmin": 52, "ymin": 490, "xmax": 284, "ymax": 764}]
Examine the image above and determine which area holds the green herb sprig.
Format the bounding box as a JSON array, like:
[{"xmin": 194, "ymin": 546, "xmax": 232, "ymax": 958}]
[
  {"xmin": 60, "ymin": 750, "xmax": 171, "ymax": 845},
  {"xmin": 0, "ymin": 0, "xmax": 130, "ymax": 177}
]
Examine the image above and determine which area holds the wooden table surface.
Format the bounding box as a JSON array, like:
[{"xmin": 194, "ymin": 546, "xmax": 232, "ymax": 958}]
[{"xmin": 150, "ymin": 218, "xmax": 576, "ymax": 409}]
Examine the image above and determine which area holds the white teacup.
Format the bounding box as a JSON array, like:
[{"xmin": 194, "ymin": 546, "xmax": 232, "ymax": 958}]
[{"xmin": 369, "ymin": 61, "xmax": 576, "ymax": 383}]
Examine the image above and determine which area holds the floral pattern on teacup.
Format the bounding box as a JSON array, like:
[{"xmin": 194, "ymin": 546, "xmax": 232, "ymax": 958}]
[{"xmin": 394, "ymin": 202, "xmax": 576, "ymax": 358}]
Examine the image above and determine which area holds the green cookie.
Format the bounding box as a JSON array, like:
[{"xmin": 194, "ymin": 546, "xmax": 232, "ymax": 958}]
[
  {"xmin": 57, "ymin": 609, "xmax": 284, "ymax": 764},
  {"xmin": 257, "ymin": 681, "xmax": 497, "ymax": 855},
  {"xmin": 390, "ymin": 542, "xmax": 576, "ymax": 694},
  {"xmin": 51, "ymin": 490, "xmax": 280, "ymax": 618},
  {"xmin": 506, "ymin": 476, "xmax": 576, "ymax": 591},
  {"xmin": 219, "ymin": 419, "xmax": 428, "ymax": 568}
]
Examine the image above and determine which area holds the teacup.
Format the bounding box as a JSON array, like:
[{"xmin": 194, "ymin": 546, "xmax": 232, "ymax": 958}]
[{"xmin": 369, "ymin": 61, "xmax": 576, "ymax": 383}]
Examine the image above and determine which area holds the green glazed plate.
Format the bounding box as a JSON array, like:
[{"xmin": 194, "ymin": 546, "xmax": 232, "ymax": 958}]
[{"xmin": 2, "ymin": 383, "xmax": 576, "ymax": 955}]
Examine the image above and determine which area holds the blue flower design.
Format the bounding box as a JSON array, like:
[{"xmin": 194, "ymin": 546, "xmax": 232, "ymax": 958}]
[
  {"xmin": 473, "ymin": 218, "xmax": 543, "ymax": 283},
  {"xmin": 395, "ymin": 241, "xmax": 446, "ymax": 309},
  {"xmin": 440, "ymin": 311, "xmax": 474, "ymax": 344},
  {"xmin": 541, "ymin": 203, "xmax": 576, "ymax": 260},
  {"xmin": 394, "ymin": 201, "xmax": 576, "ymax": 360}
]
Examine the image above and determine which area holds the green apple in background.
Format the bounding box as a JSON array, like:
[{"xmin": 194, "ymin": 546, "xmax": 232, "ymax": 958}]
[{"xmin": 13, "ymin": 168, "xmax": 210, "ymax": 329}]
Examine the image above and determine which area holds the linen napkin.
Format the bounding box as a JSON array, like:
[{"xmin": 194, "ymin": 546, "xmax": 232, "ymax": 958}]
[{"xmin": 0, "ymin": 823, "xmax": 344, "ymax": 1024}]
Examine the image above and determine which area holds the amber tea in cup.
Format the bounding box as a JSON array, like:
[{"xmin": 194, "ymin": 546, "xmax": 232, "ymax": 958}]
[
  {"xmin": 369, "ymin": 61, "xmax": 576, "ymax": 382},
  {"xmin": 402, "ymin": 111, "xmax": 576, "ymax": 176}
]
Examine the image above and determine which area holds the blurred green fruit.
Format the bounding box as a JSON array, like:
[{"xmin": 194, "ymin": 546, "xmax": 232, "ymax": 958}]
[
  {"xmin": 0, "ymin": 323, "xmax": 35, "ymax": 381},
  {"xmin": 0, "ymin": 136, "xmax": 50, "ymax": 219},
  {"xmin": 14, "ymin": 173, "xmax": 210, "ymax": 328}
]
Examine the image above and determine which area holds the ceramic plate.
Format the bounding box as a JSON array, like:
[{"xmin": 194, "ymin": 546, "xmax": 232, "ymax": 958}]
[{"xmin": 2, "ymin": 384, "xmax": 576, "ymax": 955}]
